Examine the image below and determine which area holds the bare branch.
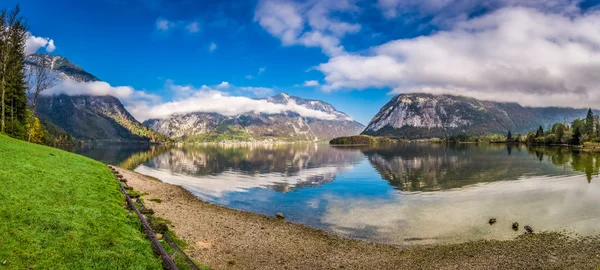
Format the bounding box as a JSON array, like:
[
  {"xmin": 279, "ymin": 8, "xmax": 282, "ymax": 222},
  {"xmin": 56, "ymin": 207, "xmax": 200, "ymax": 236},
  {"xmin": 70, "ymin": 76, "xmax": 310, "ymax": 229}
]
[{"xmin": 28, "ymin": 54, "xmax": 57, "ymax": 113}]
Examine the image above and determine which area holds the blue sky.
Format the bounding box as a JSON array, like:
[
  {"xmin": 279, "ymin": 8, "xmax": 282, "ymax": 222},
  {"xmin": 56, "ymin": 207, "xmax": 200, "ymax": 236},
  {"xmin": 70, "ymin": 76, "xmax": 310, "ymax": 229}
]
[{"xmin": 9, "ymin": 0, "xmax": 600, "ymax": 124}]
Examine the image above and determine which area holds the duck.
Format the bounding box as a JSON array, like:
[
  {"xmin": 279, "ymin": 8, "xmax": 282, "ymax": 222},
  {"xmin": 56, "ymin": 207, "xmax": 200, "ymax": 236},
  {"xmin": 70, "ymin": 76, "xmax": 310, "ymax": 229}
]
[
  {"xmin": 489, "ymin": 218, "xmax": 497, "ymax": 225},
  {"xmin": 512, "ymin": 222, "xmax": 519, "ymax": 230}
]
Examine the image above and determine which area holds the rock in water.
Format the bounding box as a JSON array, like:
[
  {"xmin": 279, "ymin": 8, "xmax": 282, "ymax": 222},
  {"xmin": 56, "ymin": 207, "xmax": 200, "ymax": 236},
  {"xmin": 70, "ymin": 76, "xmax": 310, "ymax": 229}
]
[
  {"xmin": 524, "ymin": 225, "xmax": 533, "ymax": 234},
  {"xmin": 276, "ymin": 212, "xmax": 285, "ymax": 219},
  {"xmin": 512, "ymin": 222, "xmax": 519, "ymax": 230}
]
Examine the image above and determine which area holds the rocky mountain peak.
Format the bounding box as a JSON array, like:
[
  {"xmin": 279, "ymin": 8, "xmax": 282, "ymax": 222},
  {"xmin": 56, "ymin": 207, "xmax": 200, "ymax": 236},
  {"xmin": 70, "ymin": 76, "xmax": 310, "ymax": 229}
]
[
  {"xmin": 25, "ymin": 53, "xmax": 99, "ymax": 83},
  {"xmin": 363, "ymin": 93, "xmax": 594, "ymax": 139}
]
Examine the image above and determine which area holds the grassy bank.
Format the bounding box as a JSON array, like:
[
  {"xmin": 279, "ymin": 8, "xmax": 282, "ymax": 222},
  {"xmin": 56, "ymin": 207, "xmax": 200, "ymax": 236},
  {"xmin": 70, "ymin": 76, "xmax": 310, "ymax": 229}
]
[{"xmin": 0, "ymin": 134, "xmax": 161, "ymax": 269}]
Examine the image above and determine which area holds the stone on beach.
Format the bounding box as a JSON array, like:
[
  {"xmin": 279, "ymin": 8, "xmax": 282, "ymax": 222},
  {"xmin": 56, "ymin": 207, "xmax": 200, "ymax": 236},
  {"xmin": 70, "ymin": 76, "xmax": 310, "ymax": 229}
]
[{"xmin": 195, "ymin": 241, "xmax": 212, "ymax": 250}]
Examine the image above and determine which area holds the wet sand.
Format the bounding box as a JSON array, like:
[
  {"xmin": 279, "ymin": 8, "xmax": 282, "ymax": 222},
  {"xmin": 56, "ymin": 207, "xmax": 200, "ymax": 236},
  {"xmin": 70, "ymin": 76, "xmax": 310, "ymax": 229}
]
[{"xmin": 115, "ymin": 167, "xmax": 600, "ymax": 270}]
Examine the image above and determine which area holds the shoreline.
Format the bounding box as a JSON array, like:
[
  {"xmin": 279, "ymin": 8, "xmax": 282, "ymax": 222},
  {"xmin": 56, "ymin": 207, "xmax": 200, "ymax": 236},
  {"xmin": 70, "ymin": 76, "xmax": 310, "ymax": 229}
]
[{"xmin": 115, "ymin": 167, "xmax": 600, "ymax": 269}]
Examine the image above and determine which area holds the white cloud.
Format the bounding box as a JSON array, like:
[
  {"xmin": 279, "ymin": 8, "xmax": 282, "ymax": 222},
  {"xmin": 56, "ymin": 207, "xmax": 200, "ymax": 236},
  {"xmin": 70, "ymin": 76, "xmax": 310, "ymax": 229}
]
[
  {"xmin": 46, "ymin": 39, "xmax": 56, "ymax": 52},
  {"xmin": 155, "ymin": 17, "xmax": 201, "ymax": 34},
  {"xmin": 155, "ymin": 18, "xmax": 174, "ymax": 31},
  {"xmin": 209, "ymin": 42, "xmax": 217, "ymax": 52},
  {"xmin": 239, "ymin": 86, "xmax": 274, "ymax": 97},
  {"xmin": 303, "ymin": 80, "xmax": 320, "ymax": 87},
  {"xmin": 217, "ymin": 81, "xmax": 229, "ymax": 89},
  {"xmin": 246, "ymin": 67, "xmax": 266, "ymax": 79},
  {"xmin": 164, "ymin": 79, "xmax": 206, "ymax": 99},
  {"xmin": 25, "ymin": 33, "xmax": 56, "ymax": 55},
  {"xmin": 317, "ymin": 7, "xmax": 600, "ymax": 109},
  {"xmin": 186, "ymin": 21, "xmax": 201, "ymax": 33},
  {"xmin": 254, "ymin": 0, "xmax": 361, "ymax": 56},
  {"xmin": 130, "ymin": 87, "xmax": 339, "ymax": 121},
  {"xmin": 44, "ymin": 79, "xmax": 160, "ymax": 106},
  {"xmin": 41, "ymin": 78, "xmax": 333, "ymax": 123},
  {"xmin": 376, "ymin": 0, "xmax": 581, "ymax": 22}
]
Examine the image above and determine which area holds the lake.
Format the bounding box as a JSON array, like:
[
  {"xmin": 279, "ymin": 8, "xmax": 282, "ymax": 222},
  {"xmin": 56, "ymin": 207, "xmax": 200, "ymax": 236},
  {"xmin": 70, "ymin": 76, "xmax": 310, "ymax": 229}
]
[{"xmin": 65, "ymin": 142, "xmax": 600, "ymax": 245}]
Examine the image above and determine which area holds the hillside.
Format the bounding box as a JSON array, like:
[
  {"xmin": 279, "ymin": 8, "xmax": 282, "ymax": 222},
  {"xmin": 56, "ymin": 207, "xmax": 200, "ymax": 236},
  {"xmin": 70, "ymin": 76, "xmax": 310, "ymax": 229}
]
[
  {"xmin": 0, "ymin": 134, "xmax": 161, "ymax": 268},
  {"xmin": 27, "ymin": 53, "xmax": 169, "ymax": 142},
  {"xmin": 363, "ymin": 93, "xmax": 594, "ymax": 139},
  {"xmin": 36, "ymin": 94, "xmax": 169, "ymax": 142}
]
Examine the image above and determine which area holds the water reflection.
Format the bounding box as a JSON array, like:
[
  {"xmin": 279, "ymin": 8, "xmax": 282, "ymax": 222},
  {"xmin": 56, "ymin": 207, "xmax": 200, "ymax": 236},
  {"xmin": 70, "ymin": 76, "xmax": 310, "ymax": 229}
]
[
  {"xmin": 65, "ymin": 142, "xmax": 600, "ymax": 245},
  {"xmin": 363, "ymin": 143, "xmax": 579, "ymax": 191},
  {"xmin": 321, "ymin": 174, "xmax": 600, "ymax": 244},
  {"xmin": 136, "ymin": 144, "xmax": 364, "ymax": 198}
]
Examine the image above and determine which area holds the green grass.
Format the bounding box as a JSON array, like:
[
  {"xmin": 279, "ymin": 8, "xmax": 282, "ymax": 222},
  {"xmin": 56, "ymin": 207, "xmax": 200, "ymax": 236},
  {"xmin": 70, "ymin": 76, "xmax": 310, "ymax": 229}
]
[
  {"xmin": 329, "ymin": 135, "xmax": 397, "ymax": 145},
  {"xmin": 186, "ymin": 125, "xmax": 253, "ymax": 142},
  {"xmin": 0, "ymin": 134, "xmax": 162, "ymax": 269}
]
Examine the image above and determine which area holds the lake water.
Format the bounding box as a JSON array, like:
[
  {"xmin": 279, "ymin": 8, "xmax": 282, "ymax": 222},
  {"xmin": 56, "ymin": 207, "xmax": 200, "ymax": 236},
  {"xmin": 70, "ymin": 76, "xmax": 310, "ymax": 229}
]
[{"xmin": 65, "ymin": 143, "xmax": 600, "ymax": 245}]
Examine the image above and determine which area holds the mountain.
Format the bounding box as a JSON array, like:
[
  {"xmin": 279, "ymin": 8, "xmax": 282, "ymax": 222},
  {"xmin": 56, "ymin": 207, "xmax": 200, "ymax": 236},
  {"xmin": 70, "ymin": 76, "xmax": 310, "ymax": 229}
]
[
  {"xmin": 144, "ymin": 93, "xmax": 365, "ymax": 142},
  {"xmin": 363, "ymin": 93, "xmax": 594, "ymax": 139},
  {"xmin": 36, "ymin": 94, "xmax": 169, "ymax": 142},
  {"xmin": 27, "ymin": 53, "xmax": 169, "ymax": 142},
  {"xmin": 25, "ymin": 53, "xmax": 99, "ymax": 82}
]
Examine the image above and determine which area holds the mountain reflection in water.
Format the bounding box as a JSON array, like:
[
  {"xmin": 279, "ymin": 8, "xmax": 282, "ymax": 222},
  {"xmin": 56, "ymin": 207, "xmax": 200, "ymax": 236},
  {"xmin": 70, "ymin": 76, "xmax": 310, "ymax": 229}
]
[{"xmin": 66, "ymin": 142, "xmax": 600, "ymax": 245}]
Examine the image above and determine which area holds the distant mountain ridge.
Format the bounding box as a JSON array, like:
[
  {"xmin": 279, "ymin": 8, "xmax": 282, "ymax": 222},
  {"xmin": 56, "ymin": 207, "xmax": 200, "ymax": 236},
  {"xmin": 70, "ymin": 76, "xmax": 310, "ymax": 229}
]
[
  {"xmin": 144, "ymin": 93, "xmax": 365, "ymax": 142},
  {"xmin": 27, "ymin": 53, "xmax": 168, "ymax": 142},
  {"xmin": 363, "ymin": 93, "xmax": 595, "ymax": 139},
  {"xmin": 27, "ymin": 53, "xmax": 363, "ymax": 142}
]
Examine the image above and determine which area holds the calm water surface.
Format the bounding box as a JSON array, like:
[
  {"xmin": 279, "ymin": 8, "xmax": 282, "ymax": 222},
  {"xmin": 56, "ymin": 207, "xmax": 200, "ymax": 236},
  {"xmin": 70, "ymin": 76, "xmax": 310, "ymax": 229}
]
[{"xmin": 66, "ymin": 143, "xmax": 600, "ymax": 245}]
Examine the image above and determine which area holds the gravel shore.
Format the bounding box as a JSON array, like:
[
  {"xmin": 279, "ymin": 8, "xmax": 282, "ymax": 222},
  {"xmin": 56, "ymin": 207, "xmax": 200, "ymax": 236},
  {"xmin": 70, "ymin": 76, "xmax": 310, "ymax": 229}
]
[{"xmin": 115, "ymin": 167, "xmax": 600, "ymax": 270}]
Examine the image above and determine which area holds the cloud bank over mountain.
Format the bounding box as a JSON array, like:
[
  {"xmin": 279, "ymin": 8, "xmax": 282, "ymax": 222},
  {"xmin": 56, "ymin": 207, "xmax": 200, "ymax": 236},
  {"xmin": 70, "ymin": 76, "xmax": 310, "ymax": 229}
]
[
  {"xmin": 44, "ymin": 78, "xmax": 339, "ymax": 122},
  {"xmin": 253, "ymin": 0, "xmax": 600, "ymax": 109}
]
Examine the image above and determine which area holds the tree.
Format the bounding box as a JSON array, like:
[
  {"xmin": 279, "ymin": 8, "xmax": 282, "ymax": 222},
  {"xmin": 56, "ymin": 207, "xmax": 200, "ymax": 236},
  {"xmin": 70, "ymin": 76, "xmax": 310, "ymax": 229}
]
[
  {"xmin": 572, "ymin": 126, "xmax": 582, "ymax": 145},
  {"xmin": 585, "ymin": 108, "xmax": 595, "ymax": 138},
  {"xmin": 536, "ymin": 125, "xmax": 544, "ymax": 138},
  {"xmin": 26, "ymin": 54, "xmax": 56, "ymax": 141},
  {"xmin": 595, "ymin": 115, "xmax": 600, "ymax": 138},
  {"xmin": 25, "ymin": 110, "xmax": 43, "ymax": 143},
  {"xmin": 555, "ymin": 123, "xmax": 566, "ymax": 143},
  {"xmin": 526, "ymin": 132, "xmax": 536, "ymax": 144},
  {"xmin": 506, "ymin": 130, "xmax": 512, "ymax": 141},
  {"xmin": 27, "ymin": 54, "xmax": 56, "ymax": 113},
  {"xmin": 0, "ymin": 5, "xmax": 28, "ymax": 136}
]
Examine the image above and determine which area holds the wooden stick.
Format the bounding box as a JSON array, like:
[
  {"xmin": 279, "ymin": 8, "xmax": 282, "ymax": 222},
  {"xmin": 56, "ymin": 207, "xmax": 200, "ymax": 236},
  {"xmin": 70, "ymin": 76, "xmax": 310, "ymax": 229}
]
[{"xmin": 116, "ymin": 175, "xmax": 178, "ymax": 269}]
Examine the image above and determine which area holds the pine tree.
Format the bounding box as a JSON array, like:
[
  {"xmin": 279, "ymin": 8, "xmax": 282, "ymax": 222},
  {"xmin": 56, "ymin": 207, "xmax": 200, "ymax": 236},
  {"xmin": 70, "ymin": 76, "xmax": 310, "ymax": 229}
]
[
  {"xmin": 0, "ymin": 5, "xmax": 28, "ymax": 138},
  {"xmin": 572, "ymin": 127, "xmax": 582, "ymax": 145},
  {"xmin": 506, "ymin": 130, "xmax": 512, "ymax": 141},
  {"xmin": 536, "ymin": 126, "xmax": 544, "ymax": 138},
  {"xmin": 585, "ymin": 108, "xmax": 594, "ymax": 138}
]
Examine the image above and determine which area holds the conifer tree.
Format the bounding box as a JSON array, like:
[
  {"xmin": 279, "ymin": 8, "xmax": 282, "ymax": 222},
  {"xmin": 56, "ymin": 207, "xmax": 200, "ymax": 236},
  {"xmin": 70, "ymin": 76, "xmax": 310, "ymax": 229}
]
[
  {"xmin": 585, "ymin": 108, "xmax": 595, "ymax": 138},
  {"xmin": 0, "ymin": 5, "xmax": 28, "ymax": 137},
  {"xmin": 536, "ymin": 126, "xmax": 544, "ymax": 138}
]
